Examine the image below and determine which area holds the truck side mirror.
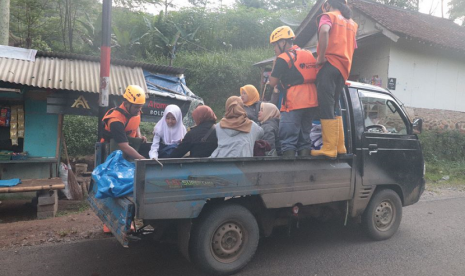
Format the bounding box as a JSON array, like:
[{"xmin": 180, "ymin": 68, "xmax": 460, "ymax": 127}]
[{"xmin": 412, "ymin": 118, "xmax": 423, "ymax": 134}]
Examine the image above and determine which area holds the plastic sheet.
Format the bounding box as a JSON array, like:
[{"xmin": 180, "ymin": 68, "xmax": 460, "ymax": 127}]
[
  {"xmin": 0, "ymin": 178, "xmax": 21, "ymax": 187},
  {"xmin": 92, "ymin": 150, "xmax": 135, "ymax": 199}
]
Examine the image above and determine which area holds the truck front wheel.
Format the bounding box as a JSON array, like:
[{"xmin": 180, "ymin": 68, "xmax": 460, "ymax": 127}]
[
  {"xmin": 362, "ymin": 189, "xmax": 402, "ymax": 241},
  {"xmin": 190, "ymin": 204, "xmax": 259, "ymax": 275}
]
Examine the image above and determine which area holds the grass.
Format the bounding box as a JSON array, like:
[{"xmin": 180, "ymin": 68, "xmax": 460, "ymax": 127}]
[
  {"xmin": 56, "ymin": 200, "xmax": 90, "ymax": 217},
  {"xmin": 424, "ymin": 161, "xmax": 465, "ymax": 191}
]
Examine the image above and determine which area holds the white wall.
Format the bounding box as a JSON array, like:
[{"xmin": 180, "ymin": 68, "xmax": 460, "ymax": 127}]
[
  {"xmin": 389, "ymin": 40, "xmax": 465, "ymax": 112},
  {"xmin": 350, "ymin": 35, "xmax": 391, "ymax": 85}
]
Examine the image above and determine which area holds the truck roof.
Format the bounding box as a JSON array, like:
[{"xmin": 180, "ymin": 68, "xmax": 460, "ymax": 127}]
[{"xmin": 346, "ymin": 81, "xmax": 391, "ymax": 94}]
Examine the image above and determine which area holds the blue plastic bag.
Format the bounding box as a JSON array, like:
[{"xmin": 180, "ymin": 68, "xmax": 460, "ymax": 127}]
[{"xmin": 92, "ymin": 150, "xmax": 135, "ymax": 199}]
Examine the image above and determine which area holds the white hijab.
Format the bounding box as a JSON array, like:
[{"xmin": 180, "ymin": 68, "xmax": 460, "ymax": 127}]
[{"xmin": 154, "ymin": 105, "xmax": 187, "ymax": 145}]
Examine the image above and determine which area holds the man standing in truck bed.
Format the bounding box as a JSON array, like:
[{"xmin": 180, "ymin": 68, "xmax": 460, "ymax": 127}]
[
  {"xmin": 311, "ymin": 0, "xmax": 358, "ymax": 158},
  {"xmin": 268, "ymin": 26, "xmax": 319, "ymax": 157},
  {"xmin": 102, "ymin": 85, "xmax": 147, "ymax": 160}
]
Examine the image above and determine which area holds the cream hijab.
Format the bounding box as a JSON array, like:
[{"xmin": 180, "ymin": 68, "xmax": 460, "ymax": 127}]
[{"xmin": 259, "ymin": 103, "xmax": 281, "ymax": 123}]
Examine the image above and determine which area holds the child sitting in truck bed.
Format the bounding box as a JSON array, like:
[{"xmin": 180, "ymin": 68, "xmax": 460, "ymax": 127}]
[
  {"xmin": 240, "ymin": 85, "xmax": 262, "ymax": 124},
  {"xmin": 258, "ymin": 102, "xmax": 281, "ymax": 156},
  {"xmin": 149, "ymin": 105, "xmax": 186, "ymax": 159},
  {"xmin": 169, "ymin": 105, "xmax": 218, "ymax": 158}
]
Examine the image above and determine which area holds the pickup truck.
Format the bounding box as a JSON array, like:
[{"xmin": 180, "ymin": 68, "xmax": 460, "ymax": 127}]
[{"xmin": 89, "ymin": 81, "xmax": 425, "ymax": 275}]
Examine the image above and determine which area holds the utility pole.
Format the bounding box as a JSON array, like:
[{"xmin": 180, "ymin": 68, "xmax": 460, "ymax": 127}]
[
  {"xmin": 98, "ymin": 0, "xmax": 112, "ymax": 141},
  {"xmin": 0, "ymin": 0, "xmax": 10, "ymax": 45}
]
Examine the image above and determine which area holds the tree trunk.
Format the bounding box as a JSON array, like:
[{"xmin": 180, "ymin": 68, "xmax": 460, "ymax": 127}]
[
  {"xmin": 441, "ymin": 0, "xmax": 444, "ymax": 18},
  {"xmin": 0, "ymin": 0, "xmax": 10, "ymax": 45}
]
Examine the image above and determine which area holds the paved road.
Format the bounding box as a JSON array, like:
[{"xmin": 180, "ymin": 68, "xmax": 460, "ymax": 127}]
[{"xmin": 1, "ymin": 196, "xmax": 464, "ymax": 276}]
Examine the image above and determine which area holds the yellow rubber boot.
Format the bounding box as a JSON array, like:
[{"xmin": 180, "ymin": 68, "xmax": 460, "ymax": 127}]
[
  {"xmin": 336, "ymin": 116, "xmax": 347, "ymax": 155},
  {"xmin": 311, "ymin": 119, "xmax": 338, "ymax": 158}
]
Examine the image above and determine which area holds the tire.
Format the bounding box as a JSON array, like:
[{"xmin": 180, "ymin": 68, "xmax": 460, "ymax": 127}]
[
  {"xmin": 362, "ymin": 189, "xmax": 402, "ymax": 241},
  {"xmin": 190, "ymin": 204, "xmax": 259, "ymax": 276}
]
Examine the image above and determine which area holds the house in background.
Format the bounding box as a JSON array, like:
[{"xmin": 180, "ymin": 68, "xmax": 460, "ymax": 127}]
[{"xmin": 258, "ymin": 0, "xmax": 465, "ymax": 131}]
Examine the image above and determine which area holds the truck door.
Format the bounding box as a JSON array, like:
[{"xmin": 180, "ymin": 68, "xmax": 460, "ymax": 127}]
[{"xmin": 357, "ymin": 90, "xmax": 423, "ymax": 196}]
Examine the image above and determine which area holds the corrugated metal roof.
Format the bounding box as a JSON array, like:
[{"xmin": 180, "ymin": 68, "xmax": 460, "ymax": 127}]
[
  {"xmin": 0, "ymin": 56, "xmax": 148, "ymax": 95},
  {"xmin": 37, "ymin": 51, "xmax": 186, "ymax": 75}
]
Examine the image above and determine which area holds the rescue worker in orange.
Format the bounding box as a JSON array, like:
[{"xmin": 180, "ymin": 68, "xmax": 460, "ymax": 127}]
[
  {"xmin": 311, "ymin": 0, "xmax": 358, "ymax": 158},
  {"xmin": 102, "ymin": 85, "xmax": 147, "ymax": 160},
  {"xmin": 268, "ymin": 26, "xmax": 318, "ymax": 157}
]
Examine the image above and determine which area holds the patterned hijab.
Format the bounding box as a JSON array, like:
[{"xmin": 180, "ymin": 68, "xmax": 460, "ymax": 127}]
[
  {"xmin": 182, "ymin": 99, "xmax": 204, "ymax": 129},
  {"xmin": 240, "ymin": 85, "xmax": 260, "ymax": 106},
  {"xmin": 154, "ymin": 104, "xmax": 187, "ymax": 145},
  {"xmin": 219, "ymin": 96, "xmax": 252, "ymax": 133}
]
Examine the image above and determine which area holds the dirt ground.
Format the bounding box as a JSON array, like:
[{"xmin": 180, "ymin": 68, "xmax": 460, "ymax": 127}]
[
  {"xmin": 0, "ymin": 184, "xmax": 464, "ymax": 250},
  {"xmin": 0, "ymin": 198, "xmax": 108, "ymax": 249}
]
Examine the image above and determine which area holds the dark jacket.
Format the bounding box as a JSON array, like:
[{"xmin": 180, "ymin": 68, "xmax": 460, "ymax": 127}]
[
  {"xmin": 244, "ymin": 101, "xmax": 262, "ymax": 123},
  {"xmin": 169, "ymin": 121, "xmax": 218, "ymax": 158},
  {"xmin": 260, "ymin": 118, "xmax": 281, "ymax": 155}
]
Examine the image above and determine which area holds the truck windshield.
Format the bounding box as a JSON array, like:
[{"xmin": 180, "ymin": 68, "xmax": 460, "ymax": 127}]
[{"xmin": 359, "ymin": 90, "xmax": 408, "ymax": 135}]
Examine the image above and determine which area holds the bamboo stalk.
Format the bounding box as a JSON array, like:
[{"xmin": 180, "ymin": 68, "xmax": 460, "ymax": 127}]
[{"xmin": 0, "ymin": 184, "xmax": 65, "ymax": 193}]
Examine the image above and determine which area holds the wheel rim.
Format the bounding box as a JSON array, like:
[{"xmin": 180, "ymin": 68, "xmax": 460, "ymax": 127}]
[
  {"xmin": 373, "ymin": 199, "xmax": 396, "ymax": 231},
  {"xmin": 211, "ymin": 221, "xmax": 246, "ymax": 263}
]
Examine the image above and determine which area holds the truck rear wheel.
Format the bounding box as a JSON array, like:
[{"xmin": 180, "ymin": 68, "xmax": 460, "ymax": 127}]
[
  {"xmin": 190, "ymin": 204, "xmax": 259, "ymax": 275},
  {"xmin": 362, "ymin": 189, "xmax": 402, "ymax": 241}
]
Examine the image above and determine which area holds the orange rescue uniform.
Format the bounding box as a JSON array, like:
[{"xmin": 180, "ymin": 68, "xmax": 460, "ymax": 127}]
[
  {"xmin": 102, "ymin": 103, "xmax": 141, "ymax": 141},
  {"xmin": 277, "ymin": 45, "xmax": 318, "ymax": 112},
  {"xmin": 317, "ymin": 10, "xmax": 358, "ymax": 80}
]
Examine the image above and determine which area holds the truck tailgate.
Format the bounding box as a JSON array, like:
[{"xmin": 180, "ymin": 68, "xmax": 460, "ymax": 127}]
[{"xmin": 88, "ymin": 182, "xmax": 134, "ymax": 247}]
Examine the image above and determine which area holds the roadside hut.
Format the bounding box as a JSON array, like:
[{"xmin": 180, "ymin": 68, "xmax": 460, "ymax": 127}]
[{"xmin": 0, "ymin": 46, "xmax": 200, "ymax": 217}]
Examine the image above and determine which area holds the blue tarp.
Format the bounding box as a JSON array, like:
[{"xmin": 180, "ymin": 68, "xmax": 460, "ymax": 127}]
[
  {"xmin": 144, "ymin": 70, "xmax": 197, "ymax": 97},
  {"xmin": 0, "ymin": 178, "xmax": 21, "ymax": 187},
  {"xmin": 92, "ymin": 151, "xmax": 135, "ymax": 199}
]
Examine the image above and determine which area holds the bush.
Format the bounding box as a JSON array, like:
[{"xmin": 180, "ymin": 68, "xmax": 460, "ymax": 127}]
[
  {"xmin": 418, "ymin": 130, "xmax": 465, "ymax": 184},
  {"xmin": 418, "ymin": 130, "xmax": 465, "ymax": 163},
  {"xmin": 171, "ymin": 47, "xmax": 274, "ymax": 116},
  {"xmin": 63, "ymin": 115, "xmax": 98, "ymax": 156}
]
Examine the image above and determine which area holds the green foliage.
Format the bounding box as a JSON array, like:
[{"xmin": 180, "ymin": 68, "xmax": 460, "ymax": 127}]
[
  {"xmin": 139, "ymin": 121, "xmax": 154, "ymax": 141},
  {"xmin": 63, "ymin": 115, "xmax": 98, "ymax": 156},
  {"xmin": 374, "ymin": 0, "xmax": 419, "ymax": 11},
  {"xmin": 419, "ymin": 130, "xmax": 465, "ymax": 184},
  {"xmin": 9, "ymin": 0, "xmax": 54, "ymax": 49},
  {"xmin": 418, "ymin": 130, "xmax": 465, "ymax": 163},
  {"xmin": 449, "ymin": 0, "xmax": 465, "ymax": 25},
  {"xmin": 168, "ymin": 47, "xmax": 274, "ymax": 116},
  {"xmin": 236, "ymin": 0, "xmax": 314, "ymax": 11},
  {"xmin": 423, "ymin": 160, "xmax": 465, "ymax": 184}
]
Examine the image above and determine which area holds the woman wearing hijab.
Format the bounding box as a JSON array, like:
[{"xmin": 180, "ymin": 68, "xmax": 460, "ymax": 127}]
[
  {"xmin": 170, "ymin": 105, "xmax": 218, "ymax": 158},
  {"xmin": 149, "ymin": 105, "xmax": 187, "ymax": 159},
  {"xmin": 240, "ymin": 85, "xmax": 262, "ymax": 123},
  {"xmin": 258, "ymin": 103, "xmax": 281, "ymax": 156},
  {"xmin": 210, "ymin": 96, "xmax": 264, "ymax": 158},
  {"xmin": 182, "ymin": 99, "xmax": 204, "ymax": 130}
]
